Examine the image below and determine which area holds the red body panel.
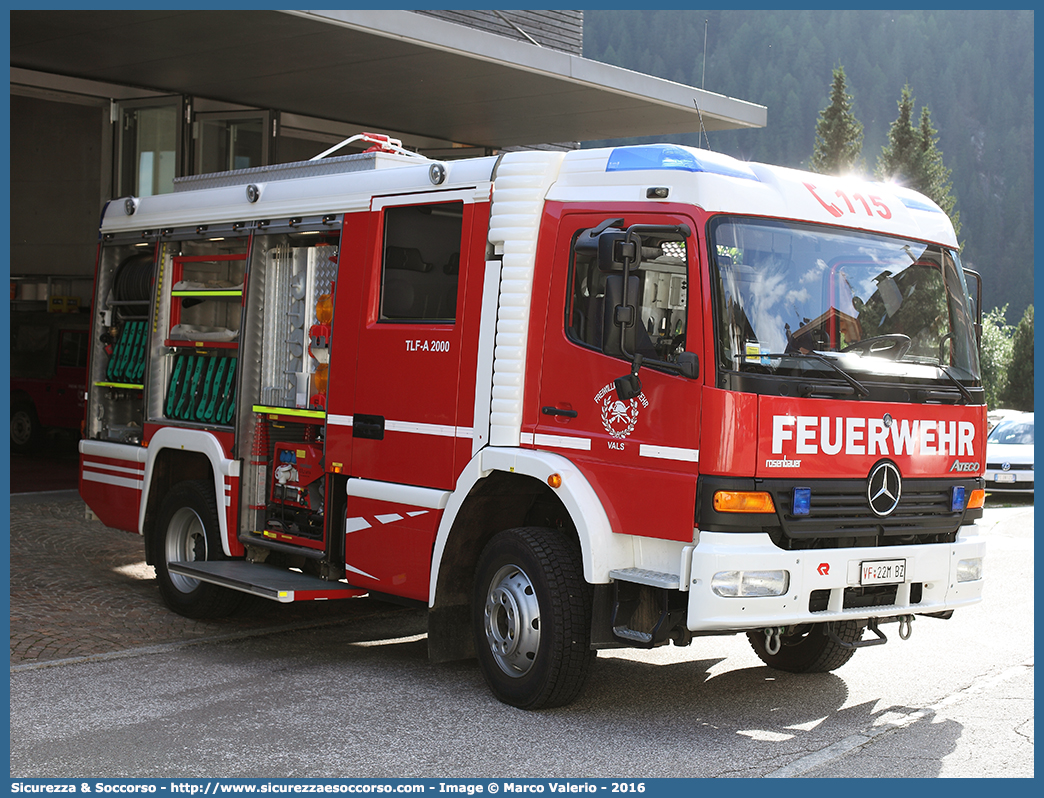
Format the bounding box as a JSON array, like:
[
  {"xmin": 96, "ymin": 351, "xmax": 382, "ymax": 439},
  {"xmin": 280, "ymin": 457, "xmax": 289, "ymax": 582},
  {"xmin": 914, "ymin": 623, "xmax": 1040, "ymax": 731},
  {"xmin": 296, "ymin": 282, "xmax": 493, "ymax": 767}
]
[
  {"xmin": 79, "ymin": 452, "xmax": 144, "ymax": 533},
  {"xmin": 348, "ymin": 198, "xmax": 482, "ymax": 490},
  {"xmin": 698, "ymin": 388, "xmax": 759, "ymax": 477},
  {"xmin": 325, "ymin": 211, "xmax": 368, "ymax": 476},
  {"xmin": 343, "ymin": 496, "xmax": 444, "ymax": 602}
]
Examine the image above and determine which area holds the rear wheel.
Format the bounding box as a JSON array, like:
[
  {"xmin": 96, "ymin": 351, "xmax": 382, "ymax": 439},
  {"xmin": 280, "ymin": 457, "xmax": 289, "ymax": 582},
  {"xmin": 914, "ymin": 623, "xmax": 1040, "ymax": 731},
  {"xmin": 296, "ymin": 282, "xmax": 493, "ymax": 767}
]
[
  {"xmin": 473, "ymin": 527, "xmax": 593, "ymax": 709},
  {"xmin": 11, "ymin": 401, "xmax": 41, "ymax": 454},
  {"xmin": 747, "ymin": 621, "xmax": 861, "ymax": 673},
  {"xmin": 150, "ymin": 479, "xmax": 243, "ymax": 618}
]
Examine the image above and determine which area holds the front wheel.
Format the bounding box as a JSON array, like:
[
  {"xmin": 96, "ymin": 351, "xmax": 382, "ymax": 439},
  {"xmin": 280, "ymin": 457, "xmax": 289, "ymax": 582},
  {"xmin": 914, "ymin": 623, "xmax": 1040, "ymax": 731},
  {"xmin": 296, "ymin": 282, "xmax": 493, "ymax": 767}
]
[
  {"xmin": 11, "ymin": 401, "xmax": 42, "ymax": 454},
  {"xmin": 149, "ymin": 479, "xmax": 243, "ymax": 618},
  {"xmin": 747, "ymin": 621, "xmax": 862, "ymax": 673},
  {"xmin": 473, "ymin": 527, "xmax": 593, "ymax": 709}
]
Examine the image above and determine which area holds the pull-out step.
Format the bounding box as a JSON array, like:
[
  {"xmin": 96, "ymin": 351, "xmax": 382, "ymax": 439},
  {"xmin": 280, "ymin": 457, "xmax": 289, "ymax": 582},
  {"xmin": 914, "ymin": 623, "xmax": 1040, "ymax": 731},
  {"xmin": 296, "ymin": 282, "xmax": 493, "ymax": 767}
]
[
  {"xmin": 169, "ymin": 561, "xmax": 367, "ymax": 603},
  {"xmin": 608, "ymin": 568, "xmax": 686, "ymax": 647}
]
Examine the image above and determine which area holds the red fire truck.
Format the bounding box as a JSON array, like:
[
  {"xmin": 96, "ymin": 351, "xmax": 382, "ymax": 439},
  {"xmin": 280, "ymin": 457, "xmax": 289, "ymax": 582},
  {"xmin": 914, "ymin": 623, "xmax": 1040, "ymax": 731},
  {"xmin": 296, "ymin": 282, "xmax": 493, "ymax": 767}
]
[{"xmin": 80, "ymin": 135, "xmax": 986, "ymax": 708}]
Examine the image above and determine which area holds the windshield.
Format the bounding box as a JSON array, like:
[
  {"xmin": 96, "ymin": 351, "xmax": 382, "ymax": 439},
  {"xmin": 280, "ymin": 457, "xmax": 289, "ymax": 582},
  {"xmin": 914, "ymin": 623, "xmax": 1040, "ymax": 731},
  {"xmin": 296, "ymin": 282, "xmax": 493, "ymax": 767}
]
[
  {"xmin": 709, "ymin": 216, "xmax": 980, "ymax": 381},
  {"xmin": 988, "ymin": 417, "xmax": 1034, "ymax": 445}
]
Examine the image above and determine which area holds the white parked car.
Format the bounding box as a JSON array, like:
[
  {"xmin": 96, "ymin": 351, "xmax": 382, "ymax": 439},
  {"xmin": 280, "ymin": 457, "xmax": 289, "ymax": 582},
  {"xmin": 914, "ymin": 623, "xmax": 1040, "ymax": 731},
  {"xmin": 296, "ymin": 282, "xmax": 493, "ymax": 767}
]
[{"xmin": 984, "ymin": 412, "xmax": 1034, "ymax": 494}]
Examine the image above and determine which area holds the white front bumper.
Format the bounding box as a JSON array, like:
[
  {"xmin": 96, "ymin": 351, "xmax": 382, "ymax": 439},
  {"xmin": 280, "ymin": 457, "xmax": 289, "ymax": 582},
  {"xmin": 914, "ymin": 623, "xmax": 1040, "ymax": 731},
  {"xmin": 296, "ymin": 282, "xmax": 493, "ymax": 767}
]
[{"xmin": 686, "ymin": 527, "xmax": 985, "ymax": 632}]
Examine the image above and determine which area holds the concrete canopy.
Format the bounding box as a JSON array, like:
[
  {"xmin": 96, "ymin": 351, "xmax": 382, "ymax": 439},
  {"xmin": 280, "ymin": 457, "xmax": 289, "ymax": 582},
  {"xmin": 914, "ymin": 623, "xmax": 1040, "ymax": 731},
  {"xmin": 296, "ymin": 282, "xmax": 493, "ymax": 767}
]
[{"xmin": 10, "ymin": 9, "xmax": 766, "ymax": 149}]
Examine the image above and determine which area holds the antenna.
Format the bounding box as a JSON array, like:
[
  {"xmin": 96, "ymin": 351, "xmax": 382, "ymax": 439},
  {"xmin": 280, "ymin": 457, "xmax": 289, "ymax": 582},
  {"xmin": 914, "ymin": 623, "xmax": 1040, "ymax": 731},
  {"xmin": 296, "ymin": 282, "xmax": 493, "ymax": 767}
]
[
  {"xmin": 693, "ymin": 99, "xmax": 711, "ymax": 151},
  {"xmin": 702, "ymin": 18, "xmax": 708, "ymax": 88}
]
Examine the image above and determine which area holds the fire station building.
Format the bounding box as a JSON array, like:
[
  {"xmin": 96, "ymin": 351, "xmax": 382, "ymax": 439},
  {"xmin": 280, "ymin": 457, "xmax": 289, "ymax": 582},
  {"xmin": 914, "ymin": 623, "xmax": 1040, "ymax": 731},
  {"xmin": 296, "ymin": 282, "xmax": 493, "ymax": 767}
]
[{"xmin": 9, "ymin": 10, "xmax": 765, "ymax": 306}]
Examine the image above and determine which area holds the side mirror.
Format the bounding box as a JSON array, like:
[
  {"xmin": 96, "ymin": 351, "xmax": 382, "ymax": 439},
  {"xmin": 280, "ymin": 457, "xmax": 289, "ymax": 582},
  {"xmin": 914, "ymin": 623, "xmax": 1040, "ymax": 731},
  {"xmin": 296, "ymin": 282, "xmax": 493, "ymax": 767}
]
[
  {"xmin": 601, "ymin": 273, "xmax": 639, "ymax": 358},
  {"xmin": 676, "ymin": 351, "xmax": 699, "ymax": 380},
  {"xmin": 964, "ymin": 267, "xmax": 983, "ymax": 349}
]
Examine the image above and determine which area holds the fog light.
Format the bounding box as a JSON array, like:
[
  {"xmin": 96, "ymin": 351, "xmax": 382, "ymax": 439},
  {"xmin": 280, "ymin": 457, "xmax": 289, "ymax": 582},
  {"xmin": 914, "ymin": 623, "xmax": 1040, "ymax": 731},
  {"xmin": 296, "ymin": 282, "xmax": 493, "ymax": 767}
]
[
  {"xmin": 950, "ymin": 486, "xmax": 966, "ymax": 512},
  {"xmin": 956, "ymin": 558, "xmax": 982, "ymax": 582},
  {"xmin": 792, "ymin": 487, "xmax": 811, "ymax": 516},
  {"xmin": 711, "ymin": 570, "xmax": 790, "ymax": 597}
]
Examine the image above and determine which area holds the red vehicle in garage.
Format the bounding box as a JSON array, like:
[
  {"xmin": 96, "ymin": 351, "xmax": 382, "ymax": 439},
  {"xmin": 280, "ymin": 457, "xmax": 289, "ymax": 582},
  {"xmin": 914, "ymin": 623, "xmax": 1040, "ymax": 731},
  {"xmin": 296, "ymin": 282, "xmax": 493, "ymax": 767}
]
[{"xmin": 11, "ymin": 310, "xmax": 89, "ymax": 452}]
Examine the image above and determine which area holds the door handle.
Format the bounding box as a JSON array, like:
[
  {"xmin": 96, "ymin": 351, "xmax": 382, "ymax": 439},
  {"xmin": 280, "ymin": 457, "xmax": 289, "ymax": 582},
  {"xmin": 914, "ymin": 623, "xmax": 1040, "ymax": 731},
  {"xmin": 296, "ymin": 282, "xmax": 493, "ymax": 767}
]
[
  {"xmin": 541, "ymin": 406, "xmax": 578, "ymax": 419},
  {"xmin": 353, "ymin": 414, "xmax": 385, "ymax": 440}
]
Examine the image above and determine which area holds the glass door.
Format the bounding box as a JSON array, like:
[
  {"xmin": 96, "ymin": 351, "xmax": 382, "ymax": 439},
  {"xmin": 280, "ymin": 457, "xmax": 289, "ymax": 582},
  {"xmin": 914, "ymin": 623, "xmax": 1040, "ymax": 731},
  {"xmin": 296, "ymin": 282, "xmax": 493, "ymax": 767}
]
[{"xmin": 195, "ymin": 110, "xmax": 274, "ymax": 174}]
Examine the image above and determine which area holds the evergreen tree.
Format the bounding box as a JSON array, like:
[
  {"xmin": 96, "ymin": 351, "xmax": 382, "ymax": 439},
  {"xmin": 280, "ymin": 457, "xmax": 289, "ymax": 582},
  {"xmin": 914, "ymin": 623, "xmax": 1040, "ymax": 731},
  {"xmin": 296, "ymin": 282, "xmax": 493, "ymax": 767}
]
[
  {"xmin": 809, "ymin": 65, "xmax": 863, "ymax": 175},
  {"xmin": 877, "ymin": 86, "xmax": 961, "ymax": 239},
  {"xmin": 1000, "ymin": 304, "xmax": 1034, "ymax": 411},
  {"xmin": 876, "ymin": 85, "xmax": 920, "ymax": 186},
  {"xmin": 916, "ymin": 105, "xmax": 961, "ymax": 239}
]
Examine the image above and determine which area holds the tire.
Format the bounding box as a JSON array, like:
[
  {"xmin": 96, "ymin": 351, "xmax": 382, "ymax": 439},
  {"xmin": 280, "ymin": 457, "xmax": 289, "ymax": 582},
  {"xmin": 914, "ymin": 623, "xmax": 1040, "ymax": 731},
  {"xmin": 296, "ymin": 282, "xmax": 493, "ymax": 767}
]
[
  {"xmin": 747, "ymin": 621, "xmax": 862, "ymax": 673},
  {"xmin": 11, "ymin": 401, "xmax": 42, "ymax": 454},
  {"xmin": 149, "ymin": 479, "xmax": 244, "ymax": 618},
  {"xmin": 472, "ymin": 527, "xmax": 593, "ymax": 709}
]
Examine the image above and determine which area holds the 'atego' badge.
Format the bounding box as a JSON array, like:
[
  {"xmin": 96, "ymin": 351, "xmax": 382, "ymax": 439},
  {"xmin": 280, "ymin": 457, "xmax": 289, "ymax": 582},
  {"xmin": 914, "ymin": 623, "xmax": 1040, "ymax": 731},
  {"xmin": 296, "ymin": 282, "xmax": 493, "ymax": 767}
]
[{"xmin": 594, "ymin": 382, "xmax": 648, "ymax": 439}]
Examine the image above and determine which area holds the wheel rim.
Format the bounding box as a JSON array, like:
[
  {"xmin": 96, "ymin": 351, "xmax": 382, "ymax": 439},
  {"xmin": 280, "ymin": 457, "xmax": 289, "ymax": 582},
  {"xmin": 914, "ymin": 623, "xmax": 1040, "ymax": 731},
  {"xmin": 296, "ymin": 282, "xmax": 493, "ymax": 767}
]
[
  {"xmin": 164, "ymin": 507, "xmax": 208, "ymax": 593},
  {"xmin": 484, "ymin": 564, "xmax": 541, "ymax": 677},
  {"xmin": 11, "ymin": 410, "xmax": 33, "ymax": 446}
]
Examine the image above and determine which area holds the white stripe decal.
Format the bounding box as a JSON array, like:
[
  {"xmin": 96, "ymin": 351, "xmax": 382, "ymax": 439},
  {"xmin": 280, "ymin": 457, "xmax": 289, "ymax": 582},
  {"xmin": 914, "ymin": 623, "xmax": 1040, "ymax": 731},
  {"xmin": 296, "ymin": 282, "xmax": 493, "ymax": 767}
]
[
  {"xmin": 533, "ymin": 433, "xmax": 592, "ymax": 451},
  {"xmin": 83, "ymin": 470, "xmax": 144, "ymax": 491},
  {"xmin": 376, "ymin": 513, "xmax": 404, "ymax": 524},
  {"xmin": 639, "ymin": 444, "xmax": 700, "ymax": 463},
  {"xmin": 345, "ymin": 517, "xmax": 372, "ymax": 534},
  {"xmin": 384, "ymin": 419, "xmax": 460, "ymax": 438},
  {"xmin": 79, "ymin": 438, "xmax": 148, "ymax": 463},
  {"xmin": 344, "ymin": 562, "xmax": 379, "ymax": 581},
  {"xmin": 82, "ymin": 461, "xmax": 145, "ymax": 477},
  {"xmin": 327, "ymin": 414, "xmax": 353, "ymax": 427},
  {"xmin": 520, "ymin": 432, "xmax": 535, "ymax": 445},
  {"xmin": 347, "ymin": 478, "xmax": 450, "ymax": 510}
]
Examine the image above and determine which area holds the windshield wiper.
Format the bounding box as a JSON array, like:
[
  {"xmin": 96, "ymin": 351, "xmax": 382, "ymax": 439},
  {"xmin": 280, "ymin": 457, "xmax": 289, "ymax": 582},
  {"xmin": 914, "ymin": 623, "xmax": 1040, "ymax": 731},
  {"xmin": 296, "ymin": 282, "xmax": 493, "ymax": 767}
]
[
  {"xmin": 937, "ymin": 364, "xmax": 974, "ymax": 403},
  {"xmin": 758, "ymin": 352, "xmax": 871, "ymax": 398}
]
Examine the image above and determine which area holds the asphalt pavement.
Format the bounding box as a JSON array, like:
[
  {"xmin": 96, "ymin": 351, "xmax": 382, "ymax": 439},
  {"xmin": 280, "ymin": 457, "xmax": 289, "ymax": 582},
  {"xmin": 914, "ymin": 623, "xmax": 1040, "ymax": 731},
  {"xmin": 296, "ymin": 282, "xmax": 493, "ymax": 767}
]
[{"xmin": 8, "ymin": 490, "xmax": 1034, "ymax": 778}]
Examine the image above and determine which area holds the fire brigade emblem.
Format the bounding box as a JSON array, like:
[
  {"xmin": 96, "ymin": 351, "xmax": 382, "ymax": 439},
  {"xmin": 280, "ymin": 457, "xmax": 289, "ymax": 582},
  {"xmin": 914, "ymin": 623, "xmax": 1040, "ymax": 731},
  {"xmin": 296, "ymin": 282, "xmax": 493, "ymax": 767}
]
[{"xmin": 594, "ymin": 382, "xmax": 647, "ymax": 439}]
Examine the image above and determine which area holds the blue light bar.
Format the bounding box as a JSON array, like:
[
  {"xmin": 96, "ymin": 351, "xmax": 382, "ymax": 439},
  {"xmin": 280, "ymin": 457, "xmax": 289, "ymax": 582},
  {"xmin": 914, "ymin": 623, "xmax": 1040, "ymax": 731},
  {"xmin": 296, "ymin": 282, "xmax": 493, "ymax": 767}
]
[
  {"xmin": 951, "ymin": 486, "xmax": 966, "ymax": 512},
  {"xmin": 792, "ymin": 487, "xmax": 812, "ymax": 516},
  {"xmin": 898, "ymin": 195, "xmax": 943, "ymax": 213},
  {"xmin": 606, "ymin": 144, "xmax": 760, "ymax": 181}
]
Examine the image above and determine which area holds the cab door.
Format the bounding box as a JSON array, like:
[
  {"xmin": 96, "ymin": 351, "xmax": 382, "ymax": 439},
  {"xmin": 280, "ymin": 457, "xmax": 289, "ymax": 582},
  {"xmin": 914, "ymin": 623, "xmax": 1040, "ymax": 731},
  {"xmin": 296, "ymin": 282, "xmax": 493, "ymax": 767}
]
[
  {"xmin": 531, "ymin": 209, "xmax": 703, "ymax": 543},
  {"xmin": 350, "ymin": 193, "xmax": 476, "ymax": 490}
]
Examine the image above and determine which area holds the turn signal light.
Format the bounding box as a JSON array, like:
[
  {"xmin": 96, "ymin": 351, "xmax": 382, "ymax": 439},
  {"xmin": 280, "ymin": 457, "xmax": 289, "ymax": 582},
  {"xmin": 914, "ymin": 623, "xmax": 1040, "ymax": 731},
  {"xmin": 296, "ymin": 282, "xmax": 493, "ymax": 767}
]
[
  {"xmin": 547, "ymin": 473, "xmax": 563, "ymax": 489},
  {"xmin": 966, "ymin": 489, "xmax": 986, "ymax": 509},
  {"xmin": 316, "ymin": 293, "xmax": 333, "ymax": 324},
  {"xmin": 713, "ymin": 490, "xmax": 776, "ymax": 513},
  {"xmin": 313, "ymin": 363, "xmax": 329, "ymax": 395}
]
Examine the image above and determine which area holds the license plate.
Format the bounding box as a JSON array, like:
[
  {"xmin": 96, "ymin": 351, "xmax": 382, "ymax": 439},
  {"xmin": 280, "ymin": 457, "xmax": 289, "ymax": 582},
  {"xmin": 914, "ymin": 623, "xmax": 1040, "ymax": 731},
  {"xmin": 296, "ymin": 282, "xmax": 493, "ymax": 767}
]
[
  {"xmin": 995, "ymin": 473, "xmax": 1017, "ymax": 484},
  {"xmin": 860, "ymin": 559, "xmax": 906, "ymax": 585}
]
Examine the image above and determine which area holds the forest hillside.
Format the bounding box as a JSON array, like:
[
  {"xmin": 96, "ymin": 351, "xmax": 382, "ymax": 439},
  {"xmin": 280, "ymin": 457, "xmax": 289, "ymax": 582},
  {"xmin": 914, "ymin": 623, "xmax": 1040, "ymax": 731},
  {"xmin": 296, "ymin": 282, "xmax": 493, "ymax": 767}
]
[{"xmin": 583, "ymin": 9, "xmax": 1033, "ymax": 320}]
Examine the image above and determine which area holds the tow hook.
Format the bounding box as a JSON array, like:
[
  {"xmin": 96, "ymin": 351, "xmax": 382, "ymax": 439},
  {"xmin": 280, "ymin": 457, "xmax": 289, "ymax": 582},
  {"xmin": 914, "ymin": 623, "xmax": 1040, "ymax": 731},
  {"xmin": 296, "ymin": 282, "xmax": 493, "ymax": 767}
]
[
  {"xmin": 898, "ymin": 615, "xmax": 914, "ymax": 640},
  {"xmin": 763, "ymin": 626, "xmax": 785, "ymax": 655}
]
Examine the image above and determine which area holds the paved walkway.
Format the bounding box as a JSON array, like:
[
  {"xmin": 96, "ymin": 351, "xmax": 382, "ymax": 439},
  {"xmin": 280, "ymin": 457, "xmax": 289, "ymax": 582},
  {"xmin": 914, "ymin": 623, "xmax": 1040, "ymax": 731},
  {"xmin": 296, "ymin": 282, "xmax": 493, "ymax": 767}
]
[{"xmin": 9, "ymin": 493, "xmax": 412, "ymax": 666}]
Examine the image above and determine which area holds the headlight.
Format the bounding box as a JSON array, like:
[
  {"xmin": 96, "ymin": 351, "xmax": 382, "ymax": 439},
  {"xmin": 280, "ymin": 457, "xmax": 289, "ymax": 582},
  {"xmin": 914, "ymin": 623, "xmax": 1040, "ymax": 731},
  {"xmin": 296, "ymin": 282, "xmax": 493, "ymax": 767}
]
[
  {"xmin": 711, "ymin": 570, "xmax": 790, "ymax": 597},
  {"xmin": 956, "ymin": 558, "xmax": 983, "ymax": 582}
]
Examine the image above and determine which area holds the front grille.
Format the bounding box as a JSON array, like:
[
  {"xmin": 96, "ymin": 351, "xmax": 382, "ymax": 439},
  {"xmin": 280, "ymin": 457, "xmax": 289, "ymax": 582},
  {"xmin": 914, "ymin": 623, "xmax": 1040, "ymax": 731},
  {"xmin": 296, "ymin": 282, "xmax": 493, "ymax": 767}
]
[
  {"xmin": 766, "ymin": 478, "xmax": 971, "ymax": 550},
  {"xmin": 986, "ymin": 462, "xmax": 1033, "ymax": 471}
]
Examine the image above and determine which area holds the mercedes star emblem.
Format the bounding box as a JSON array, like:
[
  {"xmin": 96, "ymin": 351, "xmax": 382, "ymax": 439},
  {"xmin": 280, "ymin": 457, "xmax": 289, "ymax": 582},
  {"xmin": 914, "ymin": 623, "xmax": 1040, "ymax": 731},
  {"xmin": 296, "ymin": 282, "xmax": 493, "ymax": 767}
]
[{"xmin": 868, "ymin": 461, "xmax": 902, "ymax": 517}]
